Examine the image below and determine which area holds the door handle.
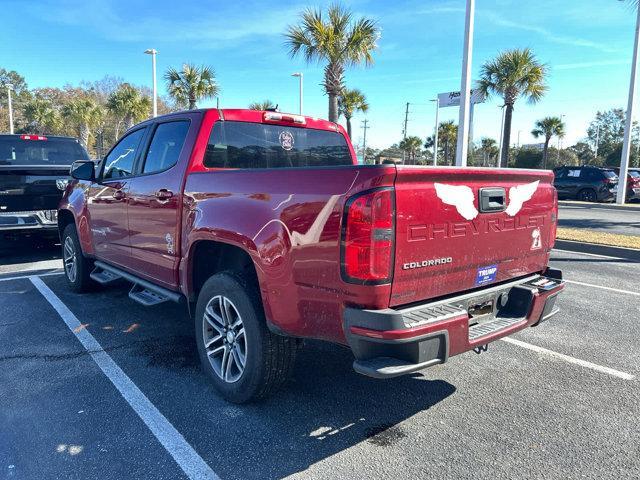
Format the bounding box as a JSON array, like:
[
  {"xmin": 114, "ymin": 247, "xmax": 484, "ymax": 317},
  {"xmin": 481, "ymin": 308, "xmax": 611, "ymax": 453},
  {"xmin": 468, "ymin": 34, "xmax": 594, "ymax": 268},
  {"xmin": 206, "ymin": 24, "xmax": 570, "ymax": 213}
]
[
  {"xmin": 155, "ymin": 189, "xmax": 174, "ymax": 201},
  {"xmin": 113, "ymin": 190, "xmax": 126, "ymax": 200}
]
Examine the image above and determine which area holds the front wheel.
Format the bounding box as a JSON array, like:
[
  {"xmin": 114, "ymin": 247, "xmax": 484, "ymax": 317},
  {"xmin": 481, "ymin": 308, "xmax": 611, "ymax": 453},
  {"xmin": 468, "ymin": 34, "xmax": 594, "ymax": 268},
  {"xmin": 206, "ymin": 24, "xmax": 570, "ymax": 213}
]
[
  {"xmin": 195, "ymin": 272, "xmax": 297, "ymax": 403},
  {"xmin": 578, "ymin": 188, "xmax": 597, "ymax": 202},
  {"xmin": 61, "ymin": 224, "xmax": 94, "ymax": 292}
]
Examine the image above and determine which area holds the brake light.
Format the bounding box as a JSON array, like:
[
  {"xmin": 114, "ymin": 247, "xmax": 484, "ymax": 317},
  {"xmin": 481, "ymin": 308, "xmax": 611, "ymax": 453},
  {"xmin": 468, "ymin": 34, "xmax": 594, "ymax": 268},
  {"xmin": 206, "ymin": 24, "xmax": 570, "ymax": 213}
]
[
  {"xmin": 341, "ymin": 188, "xmax": 395, "ymax": 284},
  {"xmin": 263, "ymin": 112, "xmax": 306, "ymax": 125},
  {"xmin": 549, "ymin": 188, "xmax": 558, "ymax": 248},
  {"xmin": 20, "ymin": 135, "xmax": 47, "ymax": 141}
]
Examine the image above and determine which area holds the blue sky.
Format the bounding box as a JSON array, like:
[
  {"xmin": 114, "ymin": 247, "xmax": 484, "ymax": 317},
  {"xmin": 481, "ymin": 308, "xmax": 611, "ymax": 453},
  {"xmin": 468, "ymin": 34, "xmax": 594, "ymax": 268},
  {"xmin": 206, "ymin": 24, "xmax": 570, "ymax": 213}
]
[{"xmin": 0, "ymin": 0, "xmax": 636, "ymax": 150}]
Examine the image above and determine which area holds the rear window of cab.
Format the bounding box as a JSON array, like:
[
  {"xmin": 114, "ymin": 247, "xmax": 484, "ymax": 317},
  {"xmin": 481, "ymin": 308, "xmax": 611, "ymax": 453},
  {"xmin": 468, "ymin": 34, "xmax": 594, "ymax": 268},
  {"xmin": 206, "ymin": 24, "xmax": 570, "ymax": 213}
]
[{"xmin": 203, "ymin": 121, "xmax": 353, "ymax": 169}]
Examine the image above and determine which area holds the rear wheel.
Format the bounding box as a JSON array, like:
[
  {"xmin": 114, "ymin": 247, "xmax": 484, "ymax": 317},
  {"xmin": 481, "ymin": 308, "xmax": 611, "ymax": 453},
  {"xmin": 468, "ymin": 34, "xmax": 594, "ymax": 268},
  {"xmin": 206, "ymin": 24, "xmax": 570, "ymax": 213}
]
[
  {"xmin": 61, "ymin": 224, "xmax": 94, "ymax": 292},
  {"xmin": 578, "ymin": 188, "xmax": 597, "ymax": 202},
  {"xmin": 195, "ymin": 271, "xmax": 297, "ymax": 403}
]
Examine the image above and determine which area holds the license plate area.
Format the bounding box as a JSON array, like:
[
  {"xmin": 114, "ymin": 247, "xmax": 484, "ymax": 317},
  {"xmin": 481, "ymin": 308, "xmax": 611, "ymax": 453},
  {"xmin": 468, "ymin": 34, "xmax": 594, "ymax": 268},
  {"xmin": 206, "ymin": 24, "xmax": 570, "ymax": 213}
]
[{"xmin": 467, "ymin": 299, "xmax": 495, "ymax": 320}]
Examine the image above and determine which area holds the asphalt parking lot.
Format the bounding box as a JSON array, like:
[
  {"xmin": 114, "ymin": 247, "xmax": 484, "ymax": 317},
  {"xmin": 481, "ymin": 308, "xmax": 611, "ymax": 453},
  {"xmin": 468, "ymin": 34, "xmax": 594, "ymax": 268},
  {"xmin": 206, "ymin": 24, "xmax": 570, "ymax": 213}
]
[
  {"xmin": 1, "ymin": 243, "xmax": 639, "ymax": 480},
  {"xmin": 559, "ymin": 203, "xmax": 640, "ymax": 236}
]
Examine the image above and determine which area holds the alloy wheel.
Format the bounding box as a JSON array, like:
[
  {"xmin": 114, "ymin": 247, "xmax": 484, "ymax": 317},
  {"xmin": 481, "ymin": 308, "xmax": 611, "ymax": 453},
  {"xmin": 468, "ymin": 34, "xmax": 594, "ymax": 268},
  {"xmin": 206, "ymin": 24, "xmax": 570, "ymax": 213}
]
[
  {"xmin": 63, "ymin": 236, "xmax": 77, "ymax": 283},
  {"xmin": 203, "ymin": 295, "xmax": 247, "ymax": 383}
]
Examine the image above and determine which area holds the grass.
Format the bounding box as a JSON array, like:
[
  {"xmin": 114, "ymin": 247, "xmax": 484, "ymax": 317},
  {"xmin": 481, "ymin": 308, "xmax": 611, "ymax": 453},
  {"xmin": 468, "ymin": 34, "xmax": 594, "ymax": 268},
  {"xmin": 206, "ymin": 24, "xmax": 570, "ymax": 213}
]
[{"xmin": 557, "ymin": 227, "xmax": 640, "ymax": 250}]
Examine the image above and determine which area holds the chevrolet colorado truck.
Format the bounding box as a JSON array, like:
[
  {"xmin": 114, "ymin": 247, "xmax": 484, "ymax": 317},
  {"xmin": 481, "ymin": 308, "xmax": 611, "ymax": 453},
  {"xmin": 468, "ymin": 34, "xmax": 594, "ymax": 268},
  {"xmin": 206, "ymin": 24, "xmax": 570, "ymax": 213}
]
[
  {"xmin": 59, "ymin": 108, "xmax": 564, "ymax": 403},
  {"xmin": 1, "ymin": 134, "xmax": 88, "ymax": 243}
]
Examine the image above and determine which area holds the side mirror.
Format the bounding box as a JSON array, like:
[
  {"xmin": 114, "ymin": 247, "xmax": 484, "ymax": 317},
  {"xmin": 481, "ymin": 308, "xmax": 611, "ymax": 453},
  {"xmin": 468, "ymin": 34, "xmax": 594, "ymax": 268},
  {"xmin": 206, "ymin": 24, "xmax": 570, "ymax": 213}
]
[{"xmin": 70, "ymin": 160, "xmax": 96, "ymax": 182}]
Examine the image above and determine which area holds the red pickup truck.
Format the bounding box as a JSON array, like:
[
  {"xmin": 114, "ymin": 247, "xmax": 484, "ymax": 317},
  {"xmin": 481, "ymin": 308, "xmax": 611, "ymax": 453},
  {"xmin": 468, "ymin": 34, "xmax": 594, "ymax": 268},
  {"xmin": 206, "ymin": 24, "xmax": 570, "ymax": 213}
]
[{"xmin": 59, "ymin": 108, "xmax": 564, "ymax": 403}]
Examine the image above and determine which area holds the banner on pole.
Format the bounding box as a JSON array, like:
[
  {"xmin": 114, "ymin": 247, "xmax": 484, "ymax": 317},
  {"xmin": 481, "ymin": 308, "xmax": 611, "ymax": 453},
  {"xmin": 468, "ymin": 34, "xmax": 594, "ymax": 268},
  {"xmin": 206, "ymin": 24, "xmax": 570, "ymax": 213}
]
[{"xmin": 438, "ymin": 89, "xmax": 485, "ymax": 108}]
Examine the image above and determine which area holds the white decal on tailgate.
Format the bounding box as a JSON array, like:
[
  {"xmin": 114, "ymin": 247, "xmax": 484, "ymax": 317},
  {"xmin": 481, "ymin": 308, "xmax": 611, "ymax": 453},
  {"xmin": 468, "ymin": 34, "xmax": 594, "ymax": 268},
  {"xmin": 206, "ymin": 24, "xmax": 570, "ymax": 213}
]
[
  {"xmin": 434, "ymin": 180, "xmax": 540, "ymax": 220},
  {"xmin": 434, "ymin": 183, "xmax": 479, "ymax": 221},
  {"xmin": 505, "ymin": 180, "xmax": 539, "ymax": 216}
]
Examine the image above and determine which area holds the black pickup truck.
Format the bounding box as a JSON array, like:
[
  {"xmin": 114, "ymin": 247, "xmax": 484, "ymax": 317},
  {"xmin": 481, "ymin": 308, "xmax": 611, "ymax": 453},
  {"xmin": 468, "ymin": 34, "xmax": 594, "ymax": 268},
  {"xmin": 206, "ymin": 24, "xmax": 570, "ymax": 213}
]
[{"xmin": 0, "ymin": 134, "xmax": 89, "ymax": 242}]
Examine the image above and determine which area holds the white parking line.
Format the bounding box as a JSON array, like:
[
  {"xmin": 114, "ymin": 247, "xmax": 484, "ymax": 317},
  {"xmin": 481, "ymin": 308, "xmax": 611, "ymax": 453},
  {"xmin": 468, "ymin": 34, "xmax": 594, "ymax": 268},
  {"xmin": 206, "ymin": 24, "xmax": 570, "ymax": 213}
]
[
  {"xmin": 501, "ymin": 337, "xmax": 635, "ymax": 380},
  {"xmin": 564, "ymin": 279, "xmax": 640, "ymax": 297},
  {"xmin": 29, "ymin": 276, "xmax": 220, "ymax": 480},
  {"xmin": 0, "ymin": 271, "xmax": 63, "ymax": 283}
]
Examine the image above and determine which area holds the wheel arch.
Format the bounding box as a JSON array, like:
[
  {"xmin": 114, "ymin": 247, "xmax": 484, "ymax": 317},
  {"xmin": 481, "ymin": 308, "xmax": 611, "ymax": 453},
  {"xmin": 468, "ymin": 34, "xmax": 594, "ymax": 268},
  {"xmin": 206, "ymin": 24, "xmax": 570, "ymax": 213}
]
[
  {"xmin": 57, "ymin": 209, "xmax": 76, "ymax": 241},
  {"xmin": 187, "ymin": 239, "xmax": 261, "ymax": 302}
]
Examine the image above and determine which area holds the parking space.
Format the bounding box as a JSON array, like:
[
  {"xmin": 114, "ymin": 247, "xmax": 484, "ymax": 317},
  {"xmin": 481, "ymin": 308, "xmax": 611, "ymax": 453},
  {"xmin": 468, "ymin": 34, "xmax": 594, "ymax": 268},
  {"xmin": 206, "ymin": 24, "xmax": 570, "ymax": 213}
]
[{"xmin": 1, "ymin": 249, "xmax": 639, "ymax": 479}]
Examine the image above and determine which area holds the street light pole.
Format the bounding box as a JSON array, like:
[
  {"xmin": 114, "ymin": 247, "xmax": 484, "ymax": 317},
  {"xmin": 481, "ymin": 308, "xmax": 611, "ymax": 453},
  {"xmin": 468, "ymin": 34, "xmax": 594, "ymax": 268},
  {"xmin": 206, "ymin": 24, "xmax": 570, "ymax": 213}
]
[
  {"xmin": 455, "ymin": 0, "xmax": 475, "ymax": 167},
  {"xmin": 144, "ymin": 49, "xmax": 158, "ymax": 117},
  {"xmin": 361, "ymin": 119, "xmax": 369, "ymax": 164},
  {"xmin": 594, "ymin": 123, "xmax": 600, "ymax": 159},
  {"xmin": 6, "ymin": 84, "xmax": 14, "ymax": 135},
  {"xmin": 291, "ymin": 73, "xmax": 303, "ymax": 114},
  {"xmin": 430, "ymin": 98, "xmax": 440, "ymax": 166},
  {"xmin": 617, "ymin": 2, "xmax": 640, "ymax": 204},
  {"xmin": 497, "ymin": 105, "xmax": 506, "ymax": 166}
]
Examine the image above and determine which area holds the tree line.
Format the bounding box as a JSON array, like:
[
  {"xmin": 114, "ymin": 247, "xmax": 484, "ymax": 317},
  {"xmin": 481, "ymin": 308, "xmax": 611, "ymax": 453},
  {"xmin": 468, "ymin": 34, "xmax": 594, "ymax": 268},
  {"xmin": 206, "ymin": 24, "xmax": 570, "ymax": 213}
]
[
  {"xmin": 0, "ymin": 64, "xmax": 218, "ymax": 157},
  {"xmin": 1, "ymin": 1, "xmax": 637, "ymax": 170}
]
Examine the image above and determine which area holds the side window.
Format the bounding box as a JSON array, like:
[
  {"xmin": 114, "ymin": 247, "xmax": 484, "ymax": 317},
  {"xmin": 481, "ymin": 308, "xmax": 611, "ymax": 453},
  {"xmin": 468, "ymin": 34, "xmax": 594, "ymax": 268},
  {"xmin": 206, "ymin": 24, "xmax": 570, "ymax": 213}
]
[
  {"xmin": 581, "ymin": 169, "xmax": 598, "ymax": 180},
  {"xmin": 103, "ymin": 128, "xmax": 146, "ymax": 180},
  {"xmin": 567, "ymin": 169, "xmax": 581, "ymax": 178},
  {"xmin": 554, "ymin": 168, "xmax": 567, "ymax": 179},
  {"xmin": 203, "ymin": 121, "xmax": 353, "ymax": 169},
  {"xmin": 142, "ymin": 121, "xmax": 190, "ymax": 174}
]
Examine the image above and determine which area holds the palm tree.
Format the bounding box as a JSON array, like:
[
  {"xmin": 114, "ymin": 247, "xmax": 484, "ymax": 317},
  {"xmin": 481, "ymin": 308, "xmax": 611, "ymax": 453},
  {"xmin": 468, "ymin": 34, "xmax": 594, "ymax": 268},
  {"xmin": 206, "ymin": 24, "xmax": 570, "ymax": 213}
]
[
  {"xmin": 165, "ymin": 64, "xmax": 219, "ymax": 110},
  {"xmin": 62, "ymin": 98, "xmax": 104, "ymax": 149},
  {"xmin": 477, "ymin": 48, "xmax": 548, "ymax": 167},
  {"xmin": 479, "ymin": 138, "xmax": 499, "ymax": 167},
  {"xmin": 248, "ymin": 100, "xmax": 277, "ymax": 110},
  {"xmin": 107, "ymin": 84, "xmax": 152, "ymax": 132},
  {"xmin": 285, "ymin": 3, "xmax": 378, "ymax": 122},
  {"xmin": 338, "ymin": 88, "xmax": 368, "ymax": 138},
  {"xmin": 23, "ymin": 98, "xmax": 60, "ymax": 134},
  {"xmin": 425, "ymin": 120, "xmax": 458, "ymax": 165},
  {"xmin": 399, "ymin": 136, "xmax": 423, "ymax": 165},
  {"xmin": 532, "ymin": 116, "xmax": 565, "ymax": 169}
]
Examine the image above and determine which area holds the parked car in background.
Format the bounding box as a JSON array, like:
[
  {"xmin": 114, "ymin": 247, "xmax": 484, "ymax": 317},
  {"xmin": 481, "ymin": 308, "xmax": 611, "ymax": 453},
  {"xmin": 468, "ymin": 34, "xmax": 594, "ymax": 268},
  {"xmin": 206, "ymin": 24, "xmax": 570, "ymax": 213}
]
[
  {"xmin": 611, "ymin": 167, "xmax": 640, "ymax": 202},
  {"xmin": 552, "ymin": 165, "xmax": 618, "ymax": 202},
  {"xmin": 58, "ymin": 108, "xmax": 564, "ymax": 403},
  {"xmin": 0, "ymin": 134, "xmax": 89, "ymax": 243}
]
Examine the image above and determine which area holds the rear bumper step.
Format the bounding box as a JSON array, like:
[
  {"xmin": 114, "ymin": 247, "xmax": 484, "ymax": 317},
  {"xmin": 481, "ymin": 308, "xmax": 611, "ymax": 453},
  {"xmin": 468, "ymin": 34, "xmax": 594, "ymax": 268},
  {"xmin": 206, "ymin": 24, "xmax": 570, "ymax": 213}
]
[{"xmin": 344, "ymin": 271, "xmax": 564, "ymax": 378}]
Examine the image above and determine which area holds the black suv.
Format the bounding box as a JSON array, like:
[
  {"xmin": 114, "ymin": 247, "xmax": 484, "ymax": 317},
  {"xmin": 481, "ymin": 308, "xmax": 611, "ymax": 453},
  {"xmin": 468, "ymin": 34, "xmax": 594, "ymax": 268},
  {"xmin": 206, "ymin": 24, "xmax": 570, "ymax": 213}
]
[
  {"xmin": 0, "ymin": 134, "xmax": 89, "ymax": 242},
  {"xmin": 553, "ymin": 166, "xmax": 618, "ymax": 202}
]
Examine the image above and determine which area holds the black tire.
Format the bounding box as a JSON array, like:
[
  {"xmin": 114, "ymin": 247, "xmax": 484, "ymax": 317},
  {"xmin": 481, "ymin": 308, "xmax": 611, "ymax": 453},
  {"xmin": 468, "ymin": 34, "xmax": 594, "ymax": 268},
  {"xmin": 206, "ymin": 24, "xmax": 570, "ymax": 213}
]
[
  {"xmin": 195, "ymin": 271, "xmax": 297, "ymax": 403},
  {"xmin": 61, "ymin": 224, "xmax": 94, "ymax": 293},
  {"xmin": 577, "ymin": 188, "xmax": 597, "ymax": 202}
]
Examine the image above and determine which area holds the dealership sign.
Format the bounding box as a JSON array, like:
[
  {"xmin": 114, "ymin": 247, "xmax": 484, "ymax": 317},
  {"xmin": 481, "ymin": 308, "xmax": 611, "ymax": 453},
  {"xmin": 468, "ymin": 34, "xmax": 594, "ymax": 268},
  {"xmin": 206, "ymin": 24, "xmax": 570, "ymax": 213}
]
[{"xmin": 438, "ymin": 89, "xmax": 486, "ymax": 108}]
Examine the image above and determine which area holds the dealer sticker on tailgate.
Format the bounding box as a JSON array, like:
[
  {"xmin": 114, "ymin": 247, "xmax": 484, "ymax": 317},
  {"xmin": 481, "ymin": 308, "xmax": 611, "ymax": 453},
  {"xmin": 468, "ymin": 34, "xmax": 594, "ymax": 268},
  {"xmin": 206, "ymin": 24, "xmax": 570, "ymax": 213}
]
[{"xmin": 475, "ymin": 265, "xmax": 498, "ymax": 286}]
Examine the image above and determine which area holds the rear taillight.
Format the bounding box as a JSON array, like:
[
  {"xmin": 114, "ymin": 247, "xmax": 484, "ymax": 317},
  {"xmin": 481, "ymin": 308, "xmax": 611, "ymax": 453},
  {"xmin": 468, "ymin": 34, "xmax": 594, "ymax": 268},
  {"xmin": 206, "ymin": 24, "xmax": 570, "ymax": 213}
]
[
  {"xmin": 20, "ymin": 135, "xmax": 47, "ymax": 141},
  {"xmin": 549, "ymin": 188, "xmax": 558, "ymax": 248},
  {"xmin": 341, "ymin": 188, "xmax": 395, "ymax": 284}
]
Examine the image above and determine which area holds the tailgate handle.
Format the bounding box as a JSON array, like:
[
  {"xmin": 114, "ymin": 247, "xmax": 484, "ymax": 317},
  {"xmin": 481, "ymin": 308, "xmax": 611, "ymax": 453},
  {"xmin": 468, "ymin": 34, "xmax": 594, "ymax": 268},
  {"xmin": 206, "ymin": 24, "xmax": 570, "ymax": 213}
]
[{"xmin": 479, "ymin": 187, "xmax": 506, "ymax": 213}]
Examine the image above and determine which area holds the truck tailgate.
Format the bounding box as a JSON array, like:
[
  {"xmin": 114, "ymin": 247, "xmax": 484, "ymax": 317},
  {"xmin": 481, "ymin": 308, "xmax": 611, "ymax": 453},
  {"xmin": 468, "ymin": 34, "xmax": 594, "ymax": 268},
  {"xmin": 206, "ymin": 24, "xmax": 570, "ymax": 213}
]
[
  {"xmin": 0, "ymin": 165, "xmax": 70, "ymax": 212},
  {"xmin": 390, "ymin": 167, "xmax": 556, "ymax": 307}
]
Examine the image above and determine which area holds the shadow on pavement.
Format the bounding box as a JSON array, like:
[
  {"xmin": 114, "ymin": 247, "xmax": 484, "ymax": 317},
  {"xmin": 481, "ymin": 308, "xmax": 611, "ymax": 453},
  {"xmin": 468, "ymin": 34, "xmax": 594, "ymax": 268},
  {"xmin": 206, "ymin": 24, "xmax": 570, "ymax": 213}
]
[
  {"xmin": 0, "ymin": 236, "xmax": 61, "ymax": 265},
  {"xmin": 45, "ymin": 277, "xmax": 457, "ymax": 480}
]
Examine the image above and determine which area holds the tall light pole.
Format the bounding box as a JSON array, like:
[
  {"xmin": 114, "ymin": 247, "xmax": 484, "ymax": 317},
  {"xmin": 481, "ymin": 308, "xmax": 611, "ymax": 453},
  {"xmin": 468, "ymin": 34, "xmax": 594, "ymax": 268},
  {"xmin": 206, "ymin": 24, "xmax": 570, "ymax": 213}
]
[
  {"xmin": 498, "ymin": 105, "xmax": 506, "ymax": 166},
  {"xmin": 617, "ymin": 1, "xmax": 640, "ymax": 204},
  {"xmin": 430, "ymin": 98, "xmax": 440, "ymax": 166},
  {"xmin": 594, "ymin": 123, "xmax": 600, "ymax": 159},
  {"xmin": 144, "ymin": 49, "xmax": 158, "ymax": 117},
  {"xmin": 291, "ymin": 72, "xmax": 303, "ymax": 114},
  {"xmin": 455, "ymin": 0, "xmax": 475, "ymax": 167},
  {"xmin": 6, "ymin": 83, "xmax": 14, "ymax": 134},
  {"xmin": 361, "ymin": 119, "xmax": 370, "ymax": 164}
]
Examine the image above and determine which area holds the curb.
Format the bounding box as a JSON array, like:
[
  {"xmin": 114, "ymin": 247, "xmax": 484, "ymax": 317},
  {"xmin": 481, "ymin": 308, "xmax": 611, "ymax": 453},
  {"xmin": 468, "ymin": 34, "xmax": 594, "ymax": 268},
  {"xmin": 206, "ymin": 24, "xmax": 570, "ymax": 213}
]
[
  {"xmin": 559, "ymin": 200, "xmax": 640, "ymax": 212},
  {"xmin": 555, "ymin": 239, "xmax": 640, "ymax": 261}
]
